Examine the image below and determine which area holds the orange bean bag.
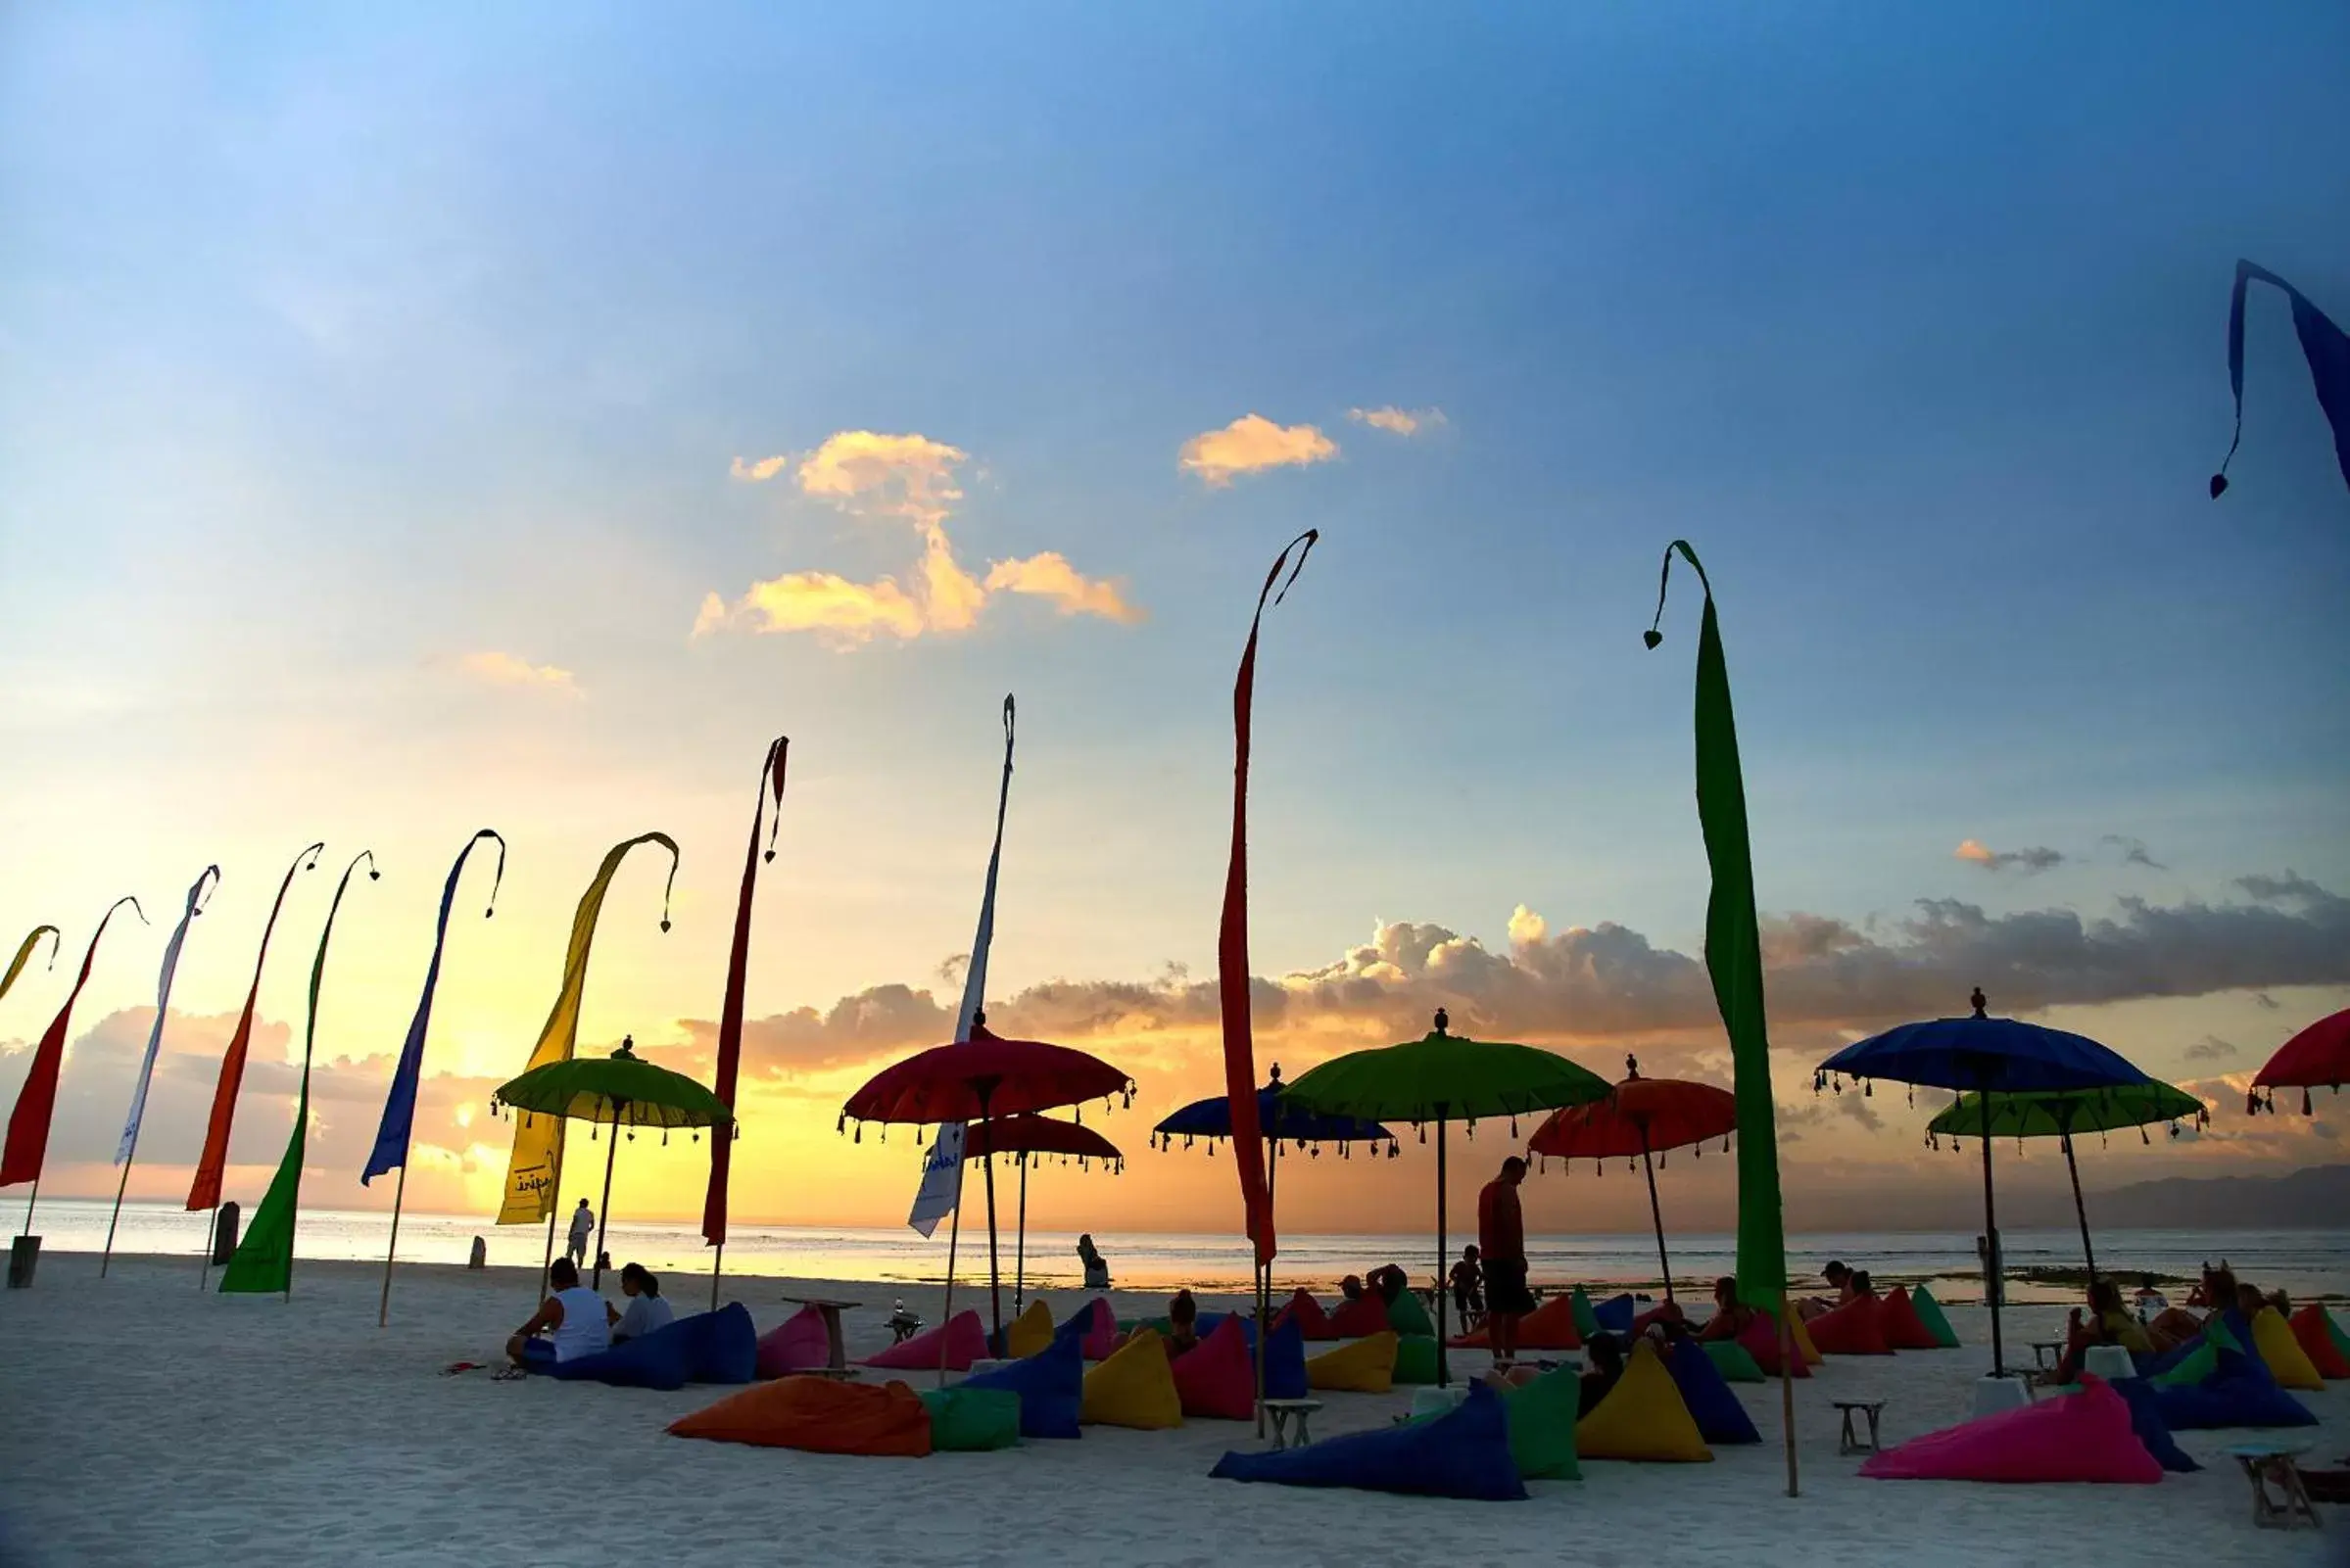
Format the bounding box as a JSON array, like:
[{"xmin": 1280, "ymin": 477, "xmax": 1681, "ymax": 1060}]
[
  {"xmin": 1275, "ymin": 1288, "xmax": 1337, "ymax": 1341},
  {"xmin": 1806, "ymin": 1296, "xmax": 1893, "ymax": 1355},
  {"xmin": 2289, "ymin": 1305, "xmax": 2350, "ymax": 1379},
  {"xmin": 1876, "ymin": 1286, "xmax": 1942, "ymax": 1352},
  {"xmin": 669, "ymin": 1374, "xmax": 933, "ymax": 1456},
  {"xmin": 1327, "ymin": 1293, "xmax": 1391, "ymax": 1339}
]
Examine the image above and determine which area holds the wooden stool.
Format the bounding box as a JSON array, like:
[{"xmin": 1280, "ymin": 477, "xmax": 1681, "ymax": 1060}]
[
  {"xmin": 2230, "ymin": 1445, "xmax": 2321, "ymax": 1530},
  {"xmin": 2028, "ymin": 1340, "xmax": 2065, "ymax": 1370},
  {"xmin": 779, "ymin": 1296, "xmax": 862, "ymax": 1372},
  {"xmin": 1263, "ymin": 1399, "xmax": 1323, "ymax": 1449},
  {"xmin": 1834, "ymin": 1400, "xmax": 1886, "ymax": 1455}
]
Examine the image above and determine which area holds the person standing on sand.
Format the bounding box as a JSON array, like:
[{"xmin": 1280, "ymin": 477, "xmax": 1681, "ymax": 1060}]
[
  {"xmin": 1477, "ymin": 1156, "xmax": 1533, "ymax": 1366},
  {"xmin": 566, "ymin": 1199, "xmax": 594, "ymax": 1268}
]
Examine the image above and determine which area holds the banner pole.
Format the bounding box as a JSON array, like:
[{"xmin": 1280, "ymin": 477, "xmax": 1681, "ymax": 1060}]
[
  {"xmin": 377, "ymin": 1163, "xmax": 409, "ymax": 1327},
  {"xmin": 101, "ymin": 1141, "xmax": 139, "ymax": 1279}
]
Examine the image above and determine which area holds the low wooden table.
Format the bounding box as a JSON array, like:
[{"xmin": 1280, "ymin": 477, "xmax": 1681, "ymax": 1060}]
[
  {"xmin": 2028, "ymin": 1340, "xmax": 2066, "ymax": 1370},
  {"xmin": 1263, "ymin": 1399, "xmax": 1322, "ymax": 1449},
  {"xmin": 1834, "ymin": 1400, "xmax": 1886, "ymax": 1455},
  {"xmin": 780, "ymin": 1296, "xmax": 862, "ymax": 1373},
  {"xmin": 2230, "ymin": 1445, "xmax": 2322, "ymax": 1530}
]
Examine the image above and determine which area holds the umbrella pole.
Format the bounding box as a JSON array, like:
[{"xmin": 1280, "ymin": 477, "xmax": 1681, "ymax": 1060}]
[
  {"xmin": 1979, "ymin": 1086, "xmax": 2004, "ymax": 1378},
  {"xmin": 199, "ymin": 1202, "xmax": 218, "ymax": 1290},
  {"xmin": 1780, "ymin": 1290, "xmax": 1799, "ymax": 1497},
  {"xmin": 938, "ymin": 1186, "xmax": 963, "ymax": 1390},
  {"xmin": 1256, "ymin": 1134, "xmax": 1276, "ymax": 1437},
  {"xmin": 709, "ymin": 1241, "xmax": 723, "ymax": 1314},
  {"xmin": 2061, "ymin": 1131, "xmax": 2097, "ymax": 1285},
  {"xmin": 592, "ymin": 1107, "xmax": 622, "ymax": 1291},
  {"xmin": 1014, "ymin": 1156, "xmax": 1028, "ymax": 1314},
  {"xmin": 1639, "ymin": 1130, "xmax": 1673, "ymax": 1305},
  {"xmin": 377, "ymin": 1162, "xmax": 408, "ymax": 1328},
  {"xmin": 1435, "ymin": 1114, "xmax": 1449, "ymax": 1388},
  {"xmin": 979, "ymin": 1086, "xmax": 1003, "ymax": 1348}
]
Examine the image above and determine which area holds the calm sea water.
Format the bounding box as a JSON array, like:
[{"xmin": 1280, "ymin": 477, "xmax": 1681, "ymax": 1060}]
[{"xmin": 24, "ymin": 1199, "xmax": 2349, "ymax": 1302}]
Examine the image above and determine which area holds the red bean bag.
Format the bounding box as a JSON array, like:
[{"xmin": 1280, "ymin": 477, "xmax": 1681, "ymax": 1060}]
[
  {"xmin": 864, "ymin": 1308, "xmax": 987, "ymax": 1372},
  {"xmin": 755, "ymin": 1305, "xmax": 832, "ymax": 1378},
  {"xmin": 1737, "ymin": 1309, "xmax": 1810, "ymax": 1379},
  {"xmin": 1862, "ymin": 1376, "xmax": 2159, "ymax": 1484},
  {"xmin": 1275, "ymin": 1288, "xmax": 1336, "ymax": 1341},
  {"xmin": 669, "ymin": 1375, "xmax": 933, "ymax": 1456},
  {"xmin": 1327, "ymin": 1294, "xmax": 1392, "ymax": 1339},
  {"xmin": 2290, "ymin": 1305, "xmax": 2350, "ymax": 1379},
  {"xmin": 1877, "ymin": 1286, "xmax": 1942, "ymax": 1352},
  {"xmin": 1064, "ymin": 1297, "xmax": 1119, "ymax": 1360},
  {"xmin": 1806, "ymin": 1295, "xmax": 1894, "ymax": 1354},
  {"xmin": 1172, "ymin": 1313, "xmax": 1257, "ymax": 1420}
]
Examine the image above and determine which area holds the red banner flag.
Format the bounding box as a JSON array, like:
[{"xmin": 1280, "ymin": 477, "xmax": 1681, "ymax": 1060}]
[
  {"xmin": 187, "ymin": 842, "xmax": 321, "ymax": 1212},
  {"xmin": 702, "ymin": 736, "xmax": 790, "ymax": 1249},
  {"xmin": 2, "ymin": 896, "xmax": 146, "ymax": 1189},
  {"xmin": 1219, "ymin": 529, "xmax": 1318, "ymax": 1266}
]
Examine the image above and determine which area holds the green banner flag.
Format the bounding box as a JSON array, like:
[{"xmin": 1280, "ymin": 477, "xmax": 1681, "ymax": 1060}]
[
  {"xmin": 1647, "ymin": 541, "xmax": 1785, "ymax": 1309},
  {"xmin": 220, "ymin": 852, "xmax": 377, "ymax": 1296}
]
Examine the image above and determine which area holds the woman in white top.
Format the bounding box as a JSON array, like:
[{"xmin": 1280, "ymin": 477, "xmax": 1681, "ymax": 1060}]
[
  {"xmin": 613, "ymin": 1263, "xmax": 676, "ymax": 1342},
  {"xmin": 505, "ymin": 1258, "xmax": 613, "ymax": 1370}
]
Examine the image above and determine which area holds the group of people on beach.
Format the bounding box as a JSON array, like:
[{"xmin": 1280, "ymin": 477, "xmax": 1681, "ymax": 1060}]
[
  {"xmin": 2038, "ymin": 1260, "xmax": 2293, "ymax": 1385},
  {"xmin": 504, "ymin": 1206, "xmax": 679, "ymax": 1371}
]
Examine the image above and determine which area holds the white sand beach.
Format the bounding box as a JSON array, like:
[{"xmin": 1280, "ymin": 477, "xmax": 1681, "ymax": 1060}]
[{"xmin": 1, "ymin": 1253, "xmax": 2338, "ymax": 1568}]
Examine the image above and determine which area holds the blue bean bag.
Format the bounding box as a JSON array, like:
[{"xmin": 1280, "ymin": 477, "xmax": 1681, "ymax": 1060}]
[
  {"xmin": 1216, "ymin": 1313, "xmax": 1310, "ymax": 1401},
  {"xmin": 676, "ymin": 1304, "xmax": 758, "ymax": 1384},
  {"xmin": 2153, "ymin": 1348, "xmax": 2318, "ymax": 1431},
  {"xmin": 1594, "ymin": 1294, "xmax": 1637, "ymax": 1336},
  {"xmin": 2107, "ymin": 1377, "xmax": 2197, "ymax": 1473},
  {"xmin": 1209, "ymin": 1380, "xmax": 1527, "ymax": 1500},
  {"xmin": 1665, "ymin": 1336, "xmax": 1760, "ymax": 1446},
  {"xmin": 547, "ymin": 1325, "xmax": 693, "ymax": 1390},
  {"xmin": 962, "ymin": 1327, "xmax": 1083, "ymax": 1439}
]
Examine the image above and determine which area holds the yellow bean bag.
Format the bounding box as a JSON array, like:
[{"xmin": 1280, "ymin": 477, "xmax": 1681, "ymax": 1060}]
[
  {"xmin": 1576, "ymin": 1341, "xmax": 1713, "ymax": 1462},
  {"xmin": 1080, "ymin": 1327, "xmax": 1183, "ymax": 1429},
  {"xmin": 2251, "ymin": 1306, "xmax": 2325, "ymax": 1392},
  {"xmin": 1004, "ymin": 1298, "xmax": 1055, "ymax": 1360},
  {"xmin": 1791, "ymin": 1310, "xmax": 1822, "ymax": 1366},
  {"xmin": 1306, "ymin": 1330, "xmax": 1399, "ymax": 1393}
]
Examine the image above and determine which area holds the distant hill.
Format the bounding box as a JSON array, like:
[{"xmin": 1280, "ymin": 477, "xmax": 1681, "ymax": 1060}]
[{"xmin": 2079, "ymin": 1164, "xmax": 2350, "ymax": 1229}]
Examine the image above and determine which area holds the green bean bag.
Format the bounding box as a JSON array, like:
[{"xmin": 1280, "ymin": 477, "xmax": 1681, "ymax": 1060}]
[
  {"xmin": 1908, "ymin": 1282, "xmax": 1961, "ymax": 1349},
  {"xmin": 1387, "ymin": 1287, "xmax": 1434, "ymax": 1337},
  {"xmin": 918, "ymin": 1386, "xmax": 1022, "ymax": 1450},
  {"xmin": 1702, "ymin": 1339, "xmax": 1767, "ymax": 1383},
  {"xmin": 1393, "ymin": 1333, "xmax": 1441, "ymax": 1385}
]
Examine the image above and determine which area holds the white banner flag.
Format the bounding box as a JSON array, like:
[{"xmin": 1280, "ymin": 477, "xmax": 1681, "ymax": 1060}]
[{"xmin": 117, "ymin": 865, "xmax": 220, "ymax": 1164}]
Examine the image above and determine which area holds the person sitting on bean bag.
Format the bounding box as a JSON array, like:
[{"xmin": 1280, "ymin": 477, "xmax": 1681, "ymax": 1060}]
[
  {"xmin": 2144, "ymin": 1262, "xmax": 2234, "ymax": 1352},
  {"xmin": 1165, "ymin": 1289, "xmax": 1202, "ymax": 1359},
  {"xmin": 506, "ymin": 1258, "xmax": 610, "ymax": 1373},
  {"xmin": 612, "ymin": 1262, "xmax": 675, "ymax": 1343},
  {"xmin": 1578, "ymin": 1335, "xmax": 1626, "ymax": 1416},
  {"xmin": 2041, "ymin": 1278, "xmax": 2152, "ymax": 1385},
  {"xmin": 1367, "ymin": 1263, "xmax": 1410, "ymax": 1307},
  {"xmin": 1796, "ymin": 1260, "xmax": 1856, "ymax": 1321},
  {"xmin": 1697, "ymin": 1277, "xmax": 1756, "ymax": 1343}
]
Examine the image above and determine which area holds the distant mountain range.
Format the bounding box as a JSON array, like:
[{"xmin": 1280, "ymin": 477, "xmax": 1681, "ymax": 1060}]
[{"xmin": 2069, "ymin": 1163, "xmax": 2350, "ymax": 1231}]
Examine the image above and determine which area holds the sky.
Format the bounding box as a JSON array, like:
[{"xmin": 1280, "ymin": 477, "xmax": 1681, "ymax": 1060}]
[{"xmin": 3, "ymin": 2, "xmax": 2347, "ymax": 1245}]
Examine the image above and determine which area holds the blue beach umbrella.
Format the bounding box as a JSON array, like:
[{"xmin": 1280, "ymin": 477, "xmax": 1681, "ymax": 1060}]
[{"xmin": 1818, "ymin": 987, "xmax": 2151, "ymax": 1377}]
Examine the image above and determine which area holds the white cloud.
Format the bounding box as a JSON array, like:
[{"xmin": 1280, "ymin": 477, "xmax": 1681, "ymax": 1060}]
[
  {"xmin": 458, "ymin": 651, "xmax": 580, "ymax": 695},
  {"xmin": 1179, "ymin": 414, "xmax": 1338, "ymax": 487},
  {"xmin": 1348, "ymin": 405, "xmax": 1447, "ymax": 437},
  {"xmin": 730, "ymin": 454, "xmax": 791, "ymax": 482}
]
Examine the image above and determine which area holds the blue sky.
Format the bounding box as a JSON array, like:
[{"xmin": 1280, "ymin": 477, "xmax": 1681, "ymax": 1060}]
[{"xmin": 3, "ymin": 3, "xmax": 2347, "ymax": 1225}]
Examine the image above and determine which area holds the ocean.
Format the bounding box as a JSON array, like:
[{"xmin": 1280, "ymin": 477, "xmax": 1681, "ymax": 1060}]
[{"xmin": 24, "ymin": 1198, "xmax": 2349, "ymax": 1303}]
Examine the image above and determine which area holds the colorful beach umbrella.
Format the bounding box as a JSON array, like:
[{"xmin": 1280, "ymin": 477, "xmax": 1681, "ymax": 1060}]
[
  {"xmin": 494, "ymin": 1037, "xmax": 733, "ymax": 1288},
  {"xmin": 842, "ymin": 1019, "xmax": 1132, "ymax": 1343},
  {"xmin": 1526, "ymin": 1057, "xmax": 1738, "ymax": 1304},
  {"xmin": 2250, "ymin": 1006, "xmax": 2350, "ymax": 1116},
  {"xmin": 1818, "ymin": 988, "xmax": 2150, "ymax": 1377},
  {"xmin": 956, "ymin": 1113, "xmax": 1123, "ymax": 1312},
  {"xmin": 1283, "ymin": 1010, "xmax": 1609, "ymax": 1384},
  {"xmin": 1927, "ymin": 1081, "xmax": 2207, "ymax": 1285}
]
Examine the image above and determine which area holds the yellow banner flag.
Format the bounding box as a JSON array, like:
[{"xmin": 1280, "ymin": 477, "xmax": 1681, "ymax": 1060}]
[
  {"xmin": 1, "ymin": 927, "xmax": 60, "ymax": 1004},
  {"xmin": 496, "ymin": 832, "xmax": 679, "ymax": 1225}
]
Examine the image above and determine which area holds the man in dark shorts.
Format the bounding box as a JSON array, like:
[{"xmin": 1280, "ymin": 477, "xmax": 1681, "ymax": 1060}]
[{"xmin": 1478, "ymin": 1156, "xmax": 1534, "ymax": 1364}]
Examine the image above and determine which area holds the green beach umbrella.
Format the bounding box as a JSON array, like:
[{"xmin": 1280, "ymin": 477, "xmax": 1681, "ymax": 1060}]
[
  {"xmin": 1284, "ymin": 1009, "xmax": 1609, "ymax": 1384},
  {"xmin": 1926, "ymin": 1082, "xmax": 2207, "ymax": 1286},
  {"xmin": 493, "ymin": 1036, "xmax": 734, "ymax": 1288}
]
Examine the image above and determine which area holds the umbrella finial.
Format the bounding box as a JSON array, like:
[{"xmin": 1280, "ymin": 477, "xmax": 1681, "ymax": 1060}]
[
  {"xmin": 1625, "ymin": 1053, "xmax": 1640, "ymax": 1079},
  {"xmin": 613, "ymin": 1035, "xmax": 638, "ymax": 1061},
  {"xmin": 972, "ymin": 1009, "xmax": 987, "ymax": 1029},
  {"xmin": 1268, "ymin": 1062, "xmax": 1282, "ymax": 1084},
  {"xmin": 1969, "ymin": 986, "xmax": 1988, "ymax": 1019},
  {"xmin": 1432, "ymin": 1008, "xmax": 1450, "ymax": 1036}
]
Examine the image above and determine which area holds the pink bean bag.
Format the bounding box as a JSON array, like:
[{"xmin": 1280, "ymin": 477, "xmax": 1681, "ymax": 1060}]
[
  {"xmin": 1276, "ymin": 1289, "xmax": 1336, "ymax": 1341},
  {"xmin": 1076, "ymin": 1298, "xmax": 1119, "ymax": 1361},
  {"xmin": 1876, "ymin": 1287, "xmax": 1942, "ymax": 1352},
  {"xmin": 755, "ymin": 1305, "xmax": 833, "ymax": 1379},
  {"xmin": 864, "ymin": 1308, "xmax": 986, "ymax": 1372},
  {"xmin": 1862, "ymin": 1375, "xmax": 2162, "ymax": 1484},
  {"xmin": 1172, "ymin": 1314, "xmax": 1256, "ymax": 1420},
  {"xmin": 1737, "ymin": 1309, "xmax": 1810, "ymax": 1379},
  {"xmin": 1327, "ymin": 1293, "xmax": 1391, "ymax": 1339},
  {"xmin": 1806, "ymin": 1295, "xmax": 1894, "ymax": 1354}
]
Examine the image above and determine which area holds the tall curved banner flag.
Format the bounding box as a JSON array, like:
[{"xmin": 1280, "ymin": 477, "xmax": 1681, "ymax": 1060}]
[
  {"xmin": 118, "ymin": 867, "xmax": 223, "ymax": 1163},
  {"xmin": 189, "ymin": 843, "xmax": 323, "ymax": 1212},
  {"xmin": 220, "ymin": 852, "xmax": 377, "ymax": 1294},
  {"xmin": 2212, "ymin": 259, "xmax": 2350, "ymax": 500},
  {"xmin": 703, "ymin": 738, "xmax": 789, "ymax": 1249},
  {"xmin": 1, "ymin": 927, "xmax": 60, "ymax": 1005},
  {"xmin": 362, "ymin": 831, "xmax": 506, "ymax": 1184},
  {"xmin": 908, "ymin": 698, "xmax": 1015, "ymax": 1238},
  {"xmin": 1220, "ymin": 531, "xmax": 1317, "ymax": 1267},
  {"xmin": 497, "ymin": 832, "xmax": 680, "ymax": 1225},
  {"xmin": 2, "ymin": 897, "xmax": 146, "ymax": 1189},
  {"xmin": 1646, "ymin": 541, "xmax": 1784, "ymax": 1310}
]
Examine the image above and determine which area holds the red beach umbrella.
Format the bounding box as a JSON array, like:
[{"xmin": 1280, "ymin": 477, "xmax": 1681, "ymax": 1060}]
[
  {"xmin": 841, "ymin": 1016, "xmax": 1132, "ymax": 1341},
  {"xmin": 1526, "ymin": 1056, "xmax": 1738, "ymax": 1304},
  {"xmin": 2252, "ymin": 1007, "xmax": 2350, "ymax": 1116},
  {"xmin": 957, "ymin": 1114, "xmax": 1123, "ymax": 1313}
]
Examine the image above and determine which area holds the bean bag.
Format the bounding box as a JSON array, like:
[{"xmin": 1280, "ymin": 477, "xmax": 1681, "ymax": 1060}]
[
  {"xmin": 1276, "ymin": 1288, "xmax": 1335, "ymax": 1341},
  {"xmin": 1172, "ymin": 1315, "xmax": 1255, "ymax": 1420},
  {"xmin": 1791, "ymin": 1310, "xmax": 1823, "ymax": 1365},
  {"xmin": 1703, "ymin": 1340, "xmax": 1767, "ymax": 1383},
  {"xmin": 1081, "ymin": 1327, "xmax": 1183, "ymax": 1430},
  {"xmin": 1593, "ymin": 1293, "xmax": 1637, "ymax": 1335},
  {"xmin": 756, "ymin": 1304, "xmax": 832, "ymax": 1379},
  {"xmin": 1500, "ymin": 1364, "xmax": 1583, "ymax": 1480},
  {"xmin": 1878, "ymin": 1287, "xmax": 1942, "ymax": 1352},
  {"xmin": 1386, "ymin": 1286, "xmax": 1435, "ymax": 1337},
  {"xmin": 2154, "ymin": 1348, "xmax": 2319, "ymax": 1431},
  {"xmin": 1737, "ymin": 1309, "xmax": 1810, "ymax": 1379},
  {"xmin": 1569, "ymin": 1286, "xmax": 1603, "ymax": 1342},
  {"xmin": 2217, "ymin": 1310, "xmax": 2253, "ymax": 1354},
  {"xmin": 866, "ymin": 1309, "xmax": 986, "ymax": 1373},
  {"xmin": 1210, "ymin": 1379, "xmax": 1526, "ymax": 1500},
  {"xmin": 1575, "ymin": 1341, "xmax": 1712, "ymax": 1462},
  {"xmin": 1862, "ymin": 1375, "xmax": 2158, "ymax": 1484},
  {"xmin": 549, "ymin": 1324, "xmax": 692, "ymax": 1390},
  {"xmin": 962, "ymin": 1328, "xmax": 1084, "ymax": 1440},
  {"xmin": 1004, "ymin": 1299, "xmax": 1055, "ymax": 1360},
  {"xmin": 1327, "ymin": 1294, "xmax": 1391, "ymax": 1339},
  {"xmin": 2250, "ymin": 1306, "xmax": 2325, "ymax": 1391},
  {"xmin": 1248, "ymin": 1312, "xmax": 1312, "ymax": 1401},
  {"xmin": 670, "ymin": 1304, "xmax": 758, "ymax": 1384},
  {"xmin": 2289, "ymin": 1305, "xmax": 2350, "ymax": 1379},
  {"xmin": 1666, "ymin": 1336, "xmax": 1760, "ymax": 1446},
  {"xmin": 1805, "ymin": 1296, "xmax": 1892, "ymax": 1355},
  {"xmin": 2330, "ymin": 1308, "xmax": 2350, "ymax": 1367},
  {"xmin": 1119, "ymin": 1315, "xmax": 1174, "ymax": 1338},
  {"xmin": 670, "ymin": 1374, "xmax": 931, "ymax": 1456},
  {"xmin": 1908, "ymin": 1282, "xmax": 1960, "ymax": 1349},
  {"xmin": 1308, "ymin": 1331, "xmax": 1399, "ymax": 1393},
  {"xmin": 2108, "ymin": 1377, "xmax": 2197, "ymax": 1474},
  {"xmin": 1450, "ymin": 1289, "xmax": 1583, "ymax": 1351},
  {"xmin": 1063, "ymin": 1297, "xmax": 1119, "ymax": 1361},
  {"xmin": 1392, "ymin": 1334, "xmax": 1441, "ymax": 1385},
  {"xmin": 918, "ymin": 1385, "xmax": 1023, "ymax": 1451},
  {"xmin": 2149, "ymin": 1341, "xmax": 2218, "ymax": 1388}
]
